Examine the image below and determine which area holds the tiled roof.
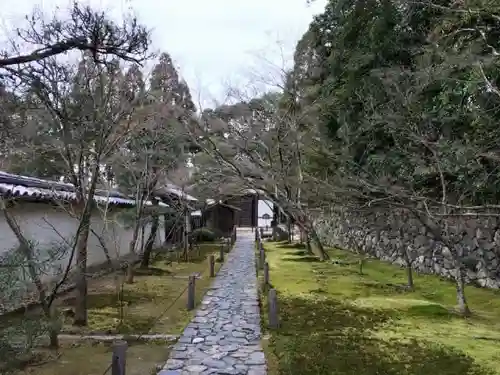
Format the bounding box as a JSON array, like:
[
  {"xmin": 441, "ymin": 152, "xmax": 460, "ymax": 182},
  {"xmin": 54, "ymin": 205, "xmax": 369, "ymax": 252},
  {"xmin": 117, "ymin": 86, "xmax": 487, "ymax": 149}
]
[
  {"xmin": 166, "ymin": 185, "xmax": 198, "ymax": 201},
  {"xmin": 156, "ymin": 184, "xmax": 198, "ymax": 202},
  {"xmin": 0, "ymin": 171, "xmax": 136, "ymax": 206}
]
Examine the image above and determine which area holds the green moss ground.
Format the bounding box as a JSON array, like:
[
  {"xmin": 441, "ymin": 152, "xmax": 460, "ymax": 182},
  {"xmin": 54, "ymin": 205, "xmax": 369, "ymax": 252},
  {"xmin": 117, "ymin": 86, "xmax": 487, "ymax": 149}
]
[
  {"xmin": 259, "ymin": 242, "xmax": 500, "ymax": 375},
  {"xmin": 11, "ymin": 242, "xmax": 224, "ymax": 374},
  {"xmin": 59, "ymin": 243, "xmax": 223, "ymax": 335}
]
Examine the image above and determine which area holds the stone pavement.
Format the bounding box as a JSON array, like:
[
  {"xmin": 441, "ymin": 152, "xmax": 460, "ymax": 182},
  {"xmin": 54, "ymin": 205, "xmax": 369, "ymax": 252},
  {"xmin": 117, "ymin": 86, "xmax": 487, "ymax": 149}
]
[{"xmin": 158, "ymin": 231, "xmax": 267, "ymax": 375}]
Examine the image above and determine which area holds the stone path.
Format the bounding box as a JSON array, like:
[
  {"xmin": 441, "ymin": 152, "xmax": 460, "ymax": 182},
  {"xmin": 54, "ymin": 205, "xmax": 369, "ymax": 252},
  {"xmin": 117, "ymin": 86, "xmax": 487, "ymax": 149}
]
[{"xmin": 158, "ymin": 231, "xmax": 267, "ymax": 375}]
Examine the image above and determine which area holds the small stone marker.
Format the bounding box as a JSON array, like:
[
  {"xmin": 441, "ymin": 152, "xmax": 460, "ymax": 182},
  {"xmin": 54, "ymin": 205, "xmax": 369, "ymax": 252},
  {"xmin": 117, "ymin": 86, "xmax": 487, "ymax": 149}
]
[
  {"xmin": 208, "ymin": 255, "xmax": 215, "ymax": 277},
  {"xmin": 268, "ymin": 288, "xmax": 279, "ymax": 329},
  {"xmin": 111, "ymin": 340, "xmax": 127, "ymax": 375},
  {"xmin": 187, "ymin": 275, "xmax": 196, "ymax": 310}
]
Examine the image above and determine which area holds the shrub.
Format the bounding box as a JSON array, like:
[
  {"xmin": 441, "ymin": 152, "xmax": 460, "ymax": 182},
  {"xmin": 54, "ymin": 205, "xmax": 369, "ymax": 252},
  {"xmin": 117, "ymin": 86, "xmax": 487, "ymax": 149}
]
[{"xmin": 190, "ymin": 227, "xmax": 219, "ymax": 242}]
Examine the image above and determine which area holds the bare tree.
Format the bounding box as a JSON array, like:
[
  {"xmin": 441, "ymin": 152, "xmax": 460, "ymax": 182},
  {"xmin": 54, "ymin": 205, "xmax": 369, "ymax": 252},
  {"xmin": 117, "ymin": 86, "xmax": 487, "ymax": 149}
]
[
  {"xmin": 112, "ymin": 114, "xmax": 183, "ymax": 282},
  {"xmin": 0, "ymin": 2, "xmax": 150, "ymax": 68},
  {"xmin": 109, "ymin": 53, "xmax": 195, "ymax": 281},
  {"xmin": 2, "ymin": 48, "xmax": 151, "ymax": 325},
  {"xmin": 187, "ymin": 89, "xmax": 330, "ymax": 260},
  {"xmin": 320, "ymin": 57, "xmax": 500, "ymax": 315}
]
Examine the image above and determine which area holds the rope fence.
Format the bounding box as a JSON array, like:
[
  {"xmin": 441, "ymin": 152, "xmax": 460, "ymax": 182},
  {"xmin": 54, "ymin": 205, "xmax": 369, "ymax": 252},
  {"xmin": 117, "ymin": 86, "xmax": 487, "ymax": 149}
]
[
  {"xmin": 98, "ymin": 232, "xmax": 235, "ymax": 375},
  {"xmin": 14, "ymin": 229, "xmax": 238, "ymax": 375}
]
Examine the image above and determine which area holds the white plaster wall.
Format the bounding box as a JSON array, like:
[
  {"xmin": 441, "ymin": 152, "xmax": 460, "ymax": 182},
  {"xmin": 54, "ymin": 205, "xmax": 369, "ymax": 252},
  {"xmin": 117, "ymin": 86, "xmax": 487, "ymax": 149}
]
[
  {"xmin": 258, "ymin": 200, "xmax": 273, "ymax": 228},
  {"xmin": 0, "ymin": 201, "xmax": 163, "ymax": 280}
]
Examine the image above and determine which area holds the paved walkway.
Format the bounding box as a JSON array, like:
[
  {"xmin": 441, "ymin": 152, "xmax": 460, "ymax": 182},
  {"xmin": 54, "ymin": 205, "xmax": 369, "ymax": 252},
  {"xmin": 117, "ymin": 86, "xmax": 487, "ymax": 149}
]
[{"xmin": 158, "ymin": 231, "xmax": 267, "ymax": 375}]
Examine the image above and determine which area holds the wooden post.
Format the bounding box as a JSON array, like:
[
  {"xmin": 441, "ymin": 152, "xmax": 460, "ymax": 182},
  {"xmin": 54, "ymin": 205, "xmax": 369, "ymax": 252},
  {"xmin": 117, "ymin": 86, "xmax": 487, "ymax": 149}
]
[
  {"xmin": 255, "ymin": 228, "xmax": 259, "ymax": 242},
  {"xmin": 184, "ymin": 207, "xmax": 190, "ymax": 262},
  {"xmin": 260, "ymin": 227, "xmax": 264, "ymax": 238},
  {"xmin": 255, "ymin": 257, "xmax": 259, "ymax": 275},
  {"xmin": 259, "ymin": 248, "xmax": 265, "ymax": 269},
  {"xmin": 219, "ymin": 243, "xmax": 225, "ymax": 263},
  {"xmin": 187, "ymin": 275, "xmax": 196, "ymax": 310},
  {"xmin": 209, "ymin": 255, "xmax": 215, "ymax": 277},
  {"xmin": 263, "ymin": 262, "xmax": 270, "ymax": 289},
  {"xmin": 268, "ymin": 288, "xmax": 279, "ymax": 329},
  {"xmin": 111, "ymin": 340, "xmax": 127, "ymax": 375}
]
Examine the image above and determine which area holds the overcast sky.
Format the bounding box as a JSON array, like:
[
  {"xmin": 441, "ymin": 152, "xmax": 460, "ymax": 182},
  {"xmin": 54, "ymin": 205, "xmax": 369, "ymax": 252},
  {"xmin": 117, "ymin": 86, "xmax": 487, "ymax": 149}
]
[{"xmin": 0, "ymin": 0, "xmax": 326, "ymax": 107}]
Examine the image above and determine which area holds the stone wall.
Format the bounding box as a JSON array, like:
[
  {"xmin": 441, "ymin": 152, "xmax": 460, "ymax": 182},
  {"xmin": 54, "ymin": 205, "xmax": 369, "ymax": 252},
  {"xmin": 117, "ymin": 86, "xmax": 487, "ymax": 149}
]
[{"xmin": 315, "ymin": 209, "xmax": 500, "ymax": 289}]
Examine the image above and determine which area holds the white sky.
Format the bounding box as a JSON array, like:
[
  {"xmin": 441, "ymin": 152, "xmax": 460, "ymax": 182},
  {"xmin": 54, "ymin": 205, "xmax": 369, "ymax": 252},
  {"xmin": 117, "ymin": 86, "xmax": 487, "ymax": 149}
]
[{"xmin": 0, "ymin": 0, "xmax": 326, "ymax": 107}]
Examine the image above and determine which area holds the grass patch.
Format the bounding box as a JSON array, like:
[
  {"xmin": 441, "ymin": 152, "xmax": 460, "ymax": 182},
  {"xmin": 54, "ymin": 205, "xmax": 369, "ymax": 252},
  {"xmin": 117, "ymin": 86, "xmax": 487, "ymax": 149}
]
[
  {"xmin": 59, "ymin": 243, "xmax": 222, "ymax": 334},
  {"xmin": 7, "ymin": 242, "xmax": 225, "ymax": 374},
  {"xmin": 260, "ymin": 241, "xmax": 500, "ymax": 375},
  {"xmin": 16, "ymin": 341, "xmax": 170, "ymax": 375}
]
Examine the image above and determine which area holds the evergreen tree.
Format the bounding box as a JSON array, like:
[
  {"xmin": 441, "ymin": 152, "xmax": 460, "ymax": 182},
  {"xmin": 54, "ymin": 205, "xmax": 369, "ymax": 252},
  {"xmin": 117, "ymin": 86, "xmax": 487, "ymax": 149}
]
[{"xmin": 150, "ymin": 52, "xmax": 195, "ymax": 111}]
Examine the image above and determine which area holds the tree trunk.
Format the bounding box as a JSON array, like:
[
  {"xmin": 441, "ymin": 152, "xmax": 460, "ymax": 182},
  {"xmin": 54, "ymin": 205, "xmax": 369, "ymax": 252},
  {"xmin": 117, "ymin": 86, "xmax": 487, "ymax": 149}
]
[
  {"xmin": 272, "ymin": 203, "xmax": 279, "ymax": 241},
  {"xmin": 140, "ymin": 224, "xmax": 145, "ymax": 254},
  {"xmin": 73, "ymin": 220, "xmax": 90, "ymax": 326},
  {"xmin": 359, "ymin": 258, "xmax": 364, "ymax": 275},
  {"xmin": 183, "ymin": 208, "xmax": 190, "ymax": 262},
  {"xmin": 455, "ymin": 265, "xmax": 471, "ymax": 316},
  {"xmin": 287, "ymin": 218, "xmax": 292, "ymax": 243},
  {"xmin": 126, "ymin": 228, "xmax": 139, "ymax": 284},
  {"xmin": 141, "ymin": 203, "xmax": 159, "ymax": 268},
  {"xmin": 272, "ymin": 223, "xmax": 278, "ymax": 242},
  {"xmin": 164, "ymin": 214, "xmax": 169, "ymax": 244},
  {"xmin": 305, "ymin": 235, "xmax": 313, "ymax": 255},
  {"xmin": 406, "ymin": 264, "xmax": 414, "ymax": 290},
  {"xmin": 48, "ymin": 305, "xmax": 60, "ymax": 348},
  {"xmin": 48, "ymin": 327, "xmax": 59, "ymax": 348},
  {"xmin": 91, "ymin": 229, "xmax": 112, "ymax": 267},
  {"xmin": 309, "ymin": 228, "xmax": 329, "ymax": 261},
  {"xmin": 125, "ymin": 211, "xmax": 142, "ymax": 284},
  {"xmin": 402, "ymin": 249, "xmax": 414, "ymax": 290},
  {"xmin": 1, "ymin": 201, "xmax": 61, "ymax": 346},
  {"xmin": 125, "ymin": 259, "xmax": 135, "ymax": 284},
  {"xmin": 293, "ymin": 213, "xmax": 328, "ymax": 261},
  {"xmin": 299, "ymin": 228, "xmax": 306, "ymax": 244}
]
